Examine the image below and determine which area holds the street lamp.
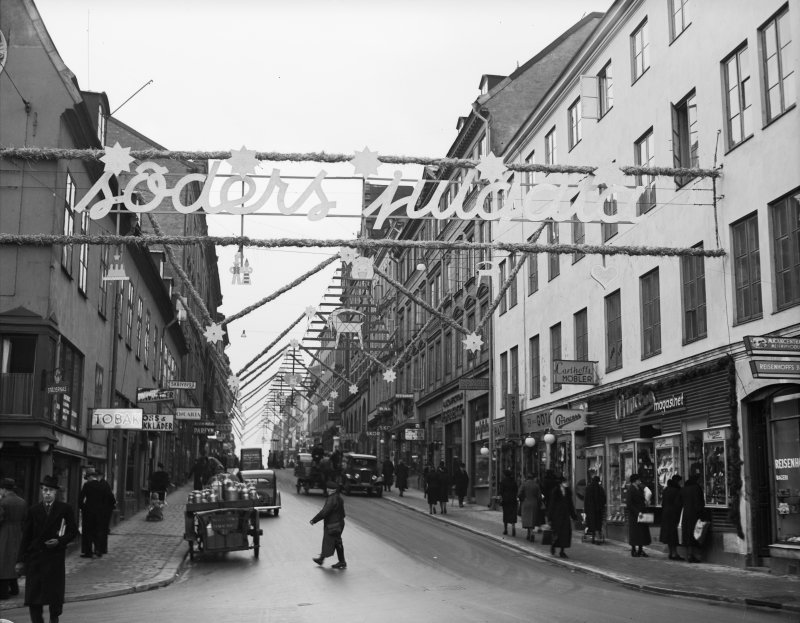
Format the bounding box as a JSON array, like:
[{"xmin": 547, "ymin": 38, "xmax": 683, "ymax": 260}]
[
  {"xmin": 524, "ymin": 435, "xmax": 536, "ymax": 448},
  {"xmin": 480, "ymin": 445, "xmax": 489, "ymax": 456},
  {"xmin": 543, "ymin": 431, "xmax": 555, "ymax": 469}
]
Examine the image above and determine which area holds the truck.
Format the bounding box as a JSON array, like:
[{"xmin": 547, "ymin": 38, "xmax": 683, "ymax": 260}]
[{"xmin": 240, "ymin": 447, "xmax": 264, "ymax": 471}]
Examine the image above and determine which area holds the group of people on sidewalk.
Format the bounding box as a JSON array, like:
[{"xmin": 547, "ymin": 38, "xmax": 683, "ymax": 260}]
[{"xmin": 422, "ymin": 461, "xmax": 470, "ymax": 514}]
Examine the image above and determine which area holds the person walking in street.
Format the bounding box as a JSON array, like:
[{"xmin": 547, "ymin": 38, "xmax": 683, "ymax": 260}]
[
  {"xmin": 518, "ymin": 474, "xmax": 542, "ymax": 542},
  {"xmin": 436, "ymin": 461, "xmax": 450, "ymax": 514},
  {"xmin": 453, "ymin": 462, "xmax": 469, "ymax": 508},
  {"xmin": 679, "ymin": 474, "xmax": 705, "ymax": 563},
  {"xmin": 382, "ymin": 458, "xmax": 395, "ymax": 493},
  {"xmin": 547, "ymin": 476, "xmax": 577, "ymax": 558},
  {"xmin": 78, "ymin": 469, "xmax": 114, "ymax": 558},
  {"xmin": 96, "ymin": 472, "xmax": 115, "ymax": 556},
  {"xmin": 395, "ymin": 459, "xmax": 409, "ymax": 497},
  {"xmin": 498, "ymin": 469, "xmax": 519, "ymax": 536},
  {"xmin": 660, "ymin": 474, "xmax": 684, "ymax": 560},
  {"xmin": 310, "ymin": 481, "xmax": 347, "ymax": 569},
  {"xmin": 626, "ymin": 473, "xmax": 652, "ymax": 557},
  {"xmin": 15, "ymin": 475, "xmax": 78, "ymax": 623},
  {"xmin": 0, "ymin": 478, "xmax": 26, "ymax": 600},
  {"xmin": 149, "ymin": 463, "xmax": 172, "ymax": 501},
  {"xmin": 425, "ymin": 465, "xmax": 440, "ymax": 514},
  {"xmin": 583, "ymin": 476, "xmax": 606, "ymax": 544},
  {"xmin": 188, "ymin": 455, "xmax": 209, "ymax": 490}
]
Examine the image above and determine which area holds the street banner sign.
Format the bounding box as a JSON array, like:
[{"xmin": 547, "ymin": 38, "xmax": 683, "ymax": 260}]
[
  {"xmin": 137, "ymin": 387, "xmax": 175, "ymax": 403},
  {"xmin": 92, "ymin": 408, "xmax": 143, "ymax": 430},
  {"xmin": 168, "ymin": 380, "xmax": 197, "ymax": 390},
  {"xmin": 175, "ymin": 407, "xmax": 202, "ymax": 420},
  {"xmin": 142, "ymin": 413, "xmax": 174, "ymax": 432}
]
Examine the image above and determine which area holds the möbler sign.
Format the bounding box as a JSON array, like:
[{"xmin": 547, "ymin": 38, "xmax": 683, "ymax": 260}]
[{"xmin": 552, "ymin": 360, "xmax": 597, "ymax": 385}]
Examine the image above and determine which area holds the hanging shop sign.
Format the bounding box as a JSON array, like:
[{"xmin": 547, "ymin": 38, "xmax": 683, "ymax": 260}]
[
  {"xmin": 91, "ymin": 408, "xmax": 143, "ymax": 430},
  {"xmin": 744, "ymin": 335, "xmax": 800, "ymax": 357},
  {"xmin": 749, "ymin": 360, "xmax": 800, "ymax": 379},
  {"xmin": 552, "ymin": 360, "xmax": 598, "ymax": 385},
  {"xmin": 404, "ymin": 428, "xmax": 425, "ymax": 440},
  {"xmin": 142, "ymin": 413, "xmax": 174, "ymax": 432},
  {"xmin": 192, "ymin": 421, "xmax": 216, "ymax": 435},
  {"xmin": 167, "ymin": 380, "xmax": 196, "ymax": 390},
  {"xmin": 702, "ymin": 428, "xmax": 730, "ymax": 442},
  {"xmin": 175, "ymin": 407, "xmax": 202, "ymax": 420},
  {"xmin": 136, "ymin": 387, "xmax": 176, "ymax": 403},
  {"xmin": 46, "ymin": 368, "xmax": 69, "ymax": 394},
  {"xmin": 458, "ymin": 377, "xmax": 491, "ymax": 391}
]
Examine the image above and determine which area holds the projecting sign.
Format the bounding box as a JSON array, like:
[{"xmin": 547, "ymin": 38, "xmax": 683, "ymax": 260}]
[
  {"xmin": 137, "ymin": 387, "xmax": 176, "ymax": 403},
  {"xmin": 744, "ymin": 335, "xmax": 800, "ymax": 356},
  {"xmin": 175, "ymin": 408, "xmax": 202, "ymax": 420},
  {"xmin": 167, "ymin": 380, "xmax": 196, "ymax": 390},
  {"xmin": 91, "ymin": 409, "xmax": 143, "ymax": 430},
  {"xmin": 405, "ymin": 429, "xmax": 425, "ymax": 441},
  {"xmin": 749, "ymin": 360, "xmax": 800, "ymax": 379},
  {"xmin": 46, "ymin": 368, "xmax": 68, "ymax": 394},
  {"xmin": 192, "ymin": 421, "xmax": 216, "ymax": 435},
  {"xmin": 523, "ymin": 408, "xmax": 588, "ymax": 432},
  {"xmin": 142, "ymin": 413, "xmax": 174, "ymax": 432}
]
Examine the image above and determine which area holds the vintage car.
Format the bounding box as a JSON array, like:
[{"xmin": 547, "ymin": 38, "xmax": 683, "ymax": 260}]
[
  {"xmin": 239, "ymin": 469, "xmax": 281, "ymax": 515},
  {"xmin": 341, "ymin": 452, "xmax": 383, "ymax": 496},
  {"xmin": 293, "ymin": 452, "xmax": 328, "ymax": 494}
]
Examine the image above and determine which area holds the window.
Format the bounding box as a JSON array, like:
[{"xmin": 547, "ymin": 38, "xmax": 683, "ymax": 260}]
[
  {"xmin": 78, "ymin": 212, "xmax": 90, "ymax": 293},
  {"xmin": 523, "ymin": 151, "xmax": 536, "ymax": 192},
  {"xmin": 135, "ymin": 297, "xmax": 143, "ymax": 358},
  {"xmin": 500, "ymin": 352, "xmax": 508, "ymax": 409},
  {"xmin": 527, "ymin": 251, "xmax": 539, "ymax": 295},
  {"xmin": 529, "ymin": 336, "xmax": 540, "ymax": 399},
  {"xmin": 635, "ymin": 129, "xmax": 656, "ymax": 214},
  {"xmin": 681, "ymin": 244, "xmax": 707, "ymax": 342},
  {"xmin": 550, "ymin": 324, "xmax": 562, "ymax": 392},
  {"xmin": 508, "ymin": 253, "xmax": 518, "ymax": 308},
  {"xmin": 605, "ymin": 290, "xmax": 622, "ymax": 372},
  {"xmin": 669, "ymin": 0, "xmax": 690, "ymax": 41},
  {"xmin": 49, "ymin": 339, "xmax": 83, "ymax": 432},
  {"xmin": 760, "ymin": 6, "xmax": 795, "ymax": 122},
  {"xmin": 61, "ymin": 172, "xmax": 76, "ymax": 273},
  {"xmin": 479, "ymin": 301, "xmax": 489, "ymax": 353},
  {"xmin": 435, "ymin": 339, "xmax": 442, "ymax": 381},
  {"xmin": 98, "ymin": 246, "xmax": 109, "ymax": 317},
  {"xmin": 427, "ymin": 344, "xmax": 435, "ymax": 387},
  {"xmin": 125, "ymin": 283, "xmax": 134, "ymax": 344},
  {"xmin": 568, "ymin": 98, "xmax": 582, "ymax": 149},
  {"xmin": 572, "ymin": 218, "xmax": 585, "ymax": 264},
  {"xmin": 547, "ymin": 221, "xmax": 560, "ymax": 280},
  {"xmin": 97, "ymin": 103, "xmax": 106, "ymax": 143},
  {"xmin": 151, "ymin": 324, "xmax": 158, "ymax": 373},
  {"xmin": 598, "ymin": 62, "xmax": 614, "ymax": 117},
  {"xmin": 640, "ymin": 269, "xmax": 662, "ymax": 358},
  {"xmin": 544, "ymin": 127, "xmax": 557, "ymax": 165},
  {"xmin": 723, "ymin": 45, "xmax": 753, "ymax": 148},
  {"xmin": 602, "ymin": 196, "xmax": 619, "ymax": 241},
  {"xmin": 466, "ymin": 312, "xmax": 476, "ymax": 368},
  {"xmin": 144, "ymin": 310, "xmax": 151, "ymax": 367},
  {"xmin": 510, "ymin": 346, "xmax": 519, "ymax": 397},
  {"xmin": 499, "ymin": 260, "xmax": 508, "ymax": 314},
  {"xmin": 671, "ymin": 91, "xmax": 699, "ymax": 187},
  {"xmin": 574, "ymin": 308, "xmax": 588, "ymax": 361},
  {"xmin": 772, "ymin": 191, "xmax": 800, "ymax": 309},
  {"xmin": 630, "ymin": 19, "xmax": 650, "ymax": 82},
  {"xmin": 732, "ymin": 213, "xmax": 763, "ymax": 323}
]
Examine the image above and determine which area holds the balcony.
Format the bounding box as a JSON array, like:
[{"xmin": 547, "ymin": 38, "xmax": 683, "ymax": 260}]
[{"xmin": 0, "ymin": 372, "xmax": 34, "ymax": 415}]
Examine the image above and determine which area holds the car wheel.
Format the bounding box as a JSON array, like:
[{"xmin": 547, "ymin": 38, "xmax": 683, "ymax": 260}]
[{"xmin": 273, "ymin": 508, "xmax": 280, "ymax": 516}]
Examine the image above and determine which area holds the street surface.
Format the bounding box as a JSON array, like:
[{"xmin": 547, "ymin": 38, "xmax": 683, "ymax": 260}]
[{"xmin": 2, "ymin": 473, "xmax": 794, "ymax": 622}]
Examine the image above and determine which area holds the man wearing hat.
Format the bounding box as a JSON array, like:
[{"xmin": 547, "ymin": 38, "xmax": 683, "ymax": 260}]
[
  {"xmin": 0, "ymin": 478, "xmax": 26, "ymax": 600},
  {"xmin": 309, "ymin": 481, "xmax": 347, "ymax": 569},
  {"xmin": 15, "ymin": 475, "xmax": 78, "ymax": 623},
  {"xmin": 78, "ymin": 469, "xmax": 115, "ymax": 558}
]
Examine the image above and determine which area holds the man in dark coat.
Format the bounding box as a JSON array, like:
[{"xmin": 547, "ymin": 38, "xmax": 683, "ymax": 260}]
[
  {"xmin": 498, "ymin": 469, "xmax": 519, "ymax": 536},
  {"xmin": 626, "ymin": 472, "xmax": 652, "ymax": 557},
  {"xmin": 149, "ymin": 463, "xmax": 171, "ymax": 501},
  {"xmin": 453, "ymin": 462, "xmax": 469, "ymax": 508},
  {"xmin": 659, "ymin": 474, "xmax": 684, "ymax": 560},
  {"xmin": 547, "ymin": 476, "xmax": 577, "ymax": 558},
  {"xmin": 95, "ymin": 474, "xmax": 116, "ymax": 556},
  {"xmin": 16, "ymin": 475, "xmax": 79, "ymax": 623},
  {"xmin": 679, "ymin": 474, "xmax": 705, "ymax": 563},
  {"xmin": 0, "ymin": 478, "xmax": 27, "ymax": 600},
  {"xmin": 382, "ymin": 458, "xmax": 395, "ymax": 492},
  {"xmin": 583, "ymin": 476, "xmax": 606, "ymax": 544},
  {"xmin": 310, "ymin": 481, "xmax": 347, "ymax": 569},
  {"xmin": 424, "ymin": 465, "xmax": 439, "ymax": 514},
  {"xmin": 436, "ymin": 462, "xmax": 450, "ymax": 514},
  {"xmin": 78, "ymin": 470, "xmax": 114, "ymax": 558},
  {"xmin": 188, "ymin": 455, "xmax": 209, "ymax": 490},
  {"xmin": 395, "ymin": 460, "xmax": 409, "ymax": 496}
]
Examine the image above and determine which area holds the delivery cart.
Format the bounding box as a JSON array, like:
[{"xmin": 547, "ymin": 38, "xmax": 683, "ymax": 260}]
[{"xmin": 184, "ymin": 499, "xmax": 262, "ymax": 560}]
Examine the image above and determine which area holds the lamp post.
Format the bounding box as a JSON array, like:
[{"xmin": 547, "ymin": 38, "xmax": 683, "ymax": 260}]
[{"xmin": 544, "ymin": 431, "xmax": 556, "ymax": 470}]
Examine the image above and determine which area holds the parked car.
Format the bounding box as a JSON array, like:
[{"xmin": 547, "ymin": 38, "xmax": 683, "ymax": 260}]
[
  {"xmin": 240, "ymin": 469, "xmax": 281, "ymax": 515},
  {"xmin": 341, "ymin": 453, "xmax": 383, "ymax": 496}
]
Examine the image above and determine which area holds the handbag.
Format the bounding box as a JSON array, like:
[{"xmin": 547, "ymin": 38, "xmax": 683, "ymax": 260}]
[
  {"xmin": 326, "ymin": 521, "xmax": 343, "ymax": 536},
  {"xmin": 693, "ymin": 519, "xmax": 711, "ymax": 544},
  {"xmin": 637, "ymin": 512, "xmax": 655, "ymax": 524}
]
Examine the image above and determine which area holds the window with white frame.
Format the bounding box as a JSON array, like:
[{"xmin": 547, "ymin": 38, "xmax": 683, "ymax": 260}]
[
  {"xmin": 544, "ymin": 127, "xmax": 557, "ymax": 165},
  {"xmin": 760, "ymin": 6, "xmax": 795, "ymax": 123},
  {"xmin": 550, "ymin": 323, "xmax": 562, "ymax": 392},
  {"xmin": 770, "ymin": 191, "xmax": 800, "ymax": 310},
  {"xmin": 78, "ymin": 211, "xmax": 90, "ymax": 294},
  {"xmin": 508, "ymin": 253, "xmax": 518, "ymax": 308},
  {"xmin": 97, "ymin": 103, "xmax": 106, "ymax": 144},
  {"xmin": 568, "ymin": 98, "xmax": 582, "ymax": 150},
  {"xmin": 499, "ymin": 259, "xmax": 508, "ymax": 314},
  {"xmin": 529, "ymin": 335, "xmax": 540, "ymax": 399},
  {"xmin": 723, "ymin": 44, "xmax": 753, "ymax": 148},
  {"xmin": 547, "ymin": 220, "xmax": 560, "ymax": 280},
  {"xmin": 98, "ymin": 245, "xmax": 109, "ymax": 317},
  {"xmin": 135, "ymin": 297, "xmax": 143, "ymax": 358},
  {"xmin": 144, "ymin": 310, "xmax": 151, "ymax": 367},
  {"xmin": 731, "ymin": 213, "xmax": 762, "ymax": 323},
  {"xmin": 635, "ymin": 129, "xmax": 656, "ymax": 214},
  {"xmin": 510, "ymin": 346, "xmax": 519, "ymax": 397},
  {"xmin": 527, "ymin": 248, "xmax": 539, "ymax": 296},
  {"xmin": 598, "ymin": 62, "xmax": 614, "ymax": 118},
  {"xmin": 640, "ymin": 268, "xmax": 661, "ymax": 359},
  {"xmin": 523, "ymin": 151, "xmax": 535, "ymax": 193},
  {"xmin": 500, "ymin": 351, "xmax": 508, "ymax": 409},
  {"xmin": 61, "ymin": 172, "xmax": 76, "ymax": 273},
  {"xmin": 681, "ymin": 243, "xmax": 707, "ymax": 343},
  {"xmin": 605, "ymin": 289, "xmax": 622, "ymax": 372},
  {"xmin": 574, "ymin": 308, "xmax": 588, "ymax": 361},
  {"xmin": 671, "ymin": 90, "xmax": 699, "ymax": 187},
  {"xmin": 125, "ymin": 282, "xmax": 134, "ymax": 345},
  {"xmin": 669, "ymin": 0, "xmax": 690, "ymax": 41},
  {"xmin": 602, "ymin": 196, "xmax": 619, "ymax": 241},
  {"xmin": 630, "ymin": 18, "xmax": 650, "ymax": 82}
]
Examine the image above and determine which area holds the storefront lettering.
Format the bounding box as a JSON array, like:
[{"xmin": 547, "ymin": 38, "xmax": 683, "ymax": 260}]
[
  {"xmin": 91, "ymin": 409, "xmax": 143, "ymax": 430},
  {"xmin": 473, "ymin": 417, "xmax": 489, "ymax": 440},
  {"xmin": 775, "ymin": 458, "xmax": 800, "ymax": 469},
  {"xmin": 441, "ymin": 392, "xmax": 464, "ymax": 424},
  {"xmin": 554, "ymin": 412, "xmax": 582, "ymax": 428},
  {"xmin": 615, "ymin": 391, "xmax": 655, "ymax": 420},
  {"xmin": 652, "ymin": 393, "xmax": 685, "ymax": 413}
]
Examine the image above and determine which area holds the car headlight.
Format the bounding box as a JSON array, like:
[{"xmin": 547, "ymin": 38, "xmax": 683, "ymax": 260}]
[
  {"xmin": 354, "ymin": 474, "xmax": 360, "ymax": 481},
  {"xmin": 371, "ymin": 475, "xmax": 377, "ymax": 481}
]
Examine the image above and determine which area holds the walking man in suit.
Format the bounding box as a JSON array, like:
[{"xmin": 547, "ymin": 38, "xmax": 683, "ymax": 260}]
[{"xmin": 79, "ymin": 469, "xmax": 113, "ymax": 558}]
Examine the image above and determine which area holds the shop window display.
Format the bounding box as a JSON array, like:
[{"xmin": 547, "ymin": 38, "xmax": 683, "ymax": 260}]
[
  {"xmin": 607, "ymin": 443, "xmax": 623, "ymax": 522},
  {"xmin": 771, "ymin": 396, "xmax": 800, "ymax": 544},
  {"xmin": 702, "ymin": 431, "xmax": 729, "ymax": 506},
  {"xmin": 655, "ymin": 436, "xmax": 681, "ymax": 504},
  {"xmin": 637, "ymin": 441, "xmax": 655, "ymax": 504},
  {"xmin": 586, "ymin": 446, "xmax": 603, "ymax": 483},
  {"xmin": 686, "ymin": 430, "xmax": 704, "ymax": 480}
]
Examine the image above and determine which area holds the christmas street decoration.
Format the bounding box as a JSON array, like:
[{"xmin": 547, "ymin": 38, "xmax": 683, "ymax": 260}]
[
  {"xmin": 350, "ymin": 146, "xmax": 381, "ymax": 178},
  {"xmin": 328, "ymin": 308, "xmax": 364, "ymax": 347},
  {"xmin": 102, "ymin": 252, "xmax": 129, "ymax": 281},
  {"xmin": 382, "ymin": 369, "xmax": 397, "ymax": 383},
  {"xmin": 204, "ymin": 323, "xmax": 224, "ymax": 344},
  {"xmin": 463, "ymin": 332, "xmax": 483, "ymax": 354}
]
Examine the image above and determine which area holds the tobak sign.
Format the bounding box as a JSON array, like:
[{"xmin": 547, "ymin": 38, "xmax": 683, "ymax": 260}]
[{"xmin": 92, "ymin": 409, "xmax": 143, "ymax": 430}]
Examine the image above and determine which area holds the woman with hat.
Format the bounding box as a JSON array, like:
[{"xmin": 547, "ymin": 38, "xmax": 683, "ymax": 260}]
[
  {"xmin": 626, "ymin": 472, "xmax": 652, "ymax": 557},
  {"xmin": 15, "ymin": 475, "xmax": 78, "ymax": 623},
  {"xmin": 0, "ymin": 477, "xmax": 26, "ymax": 600}
]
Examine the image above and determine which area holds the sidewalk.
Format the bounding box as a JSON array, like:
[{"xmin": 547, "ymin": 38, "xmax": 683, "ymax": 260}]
[{"xmin": 3, "ymin": 481, "xmax": 798, "ymax": 614}]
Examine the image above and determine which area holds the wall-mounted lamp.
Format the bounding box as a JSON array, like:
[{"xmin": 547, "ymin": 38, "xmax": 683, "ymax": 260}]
[
  {"xmin": 524, "ymin": 435, "xmax": 536, "ymax": 448},
  {"xmin": 38, "ymin": 441, "xmax": 51, "ymax": 453},
  {"xmin": 480, "ymin": 445, "xmax": 489, "ymax": 457},
  {"xmin": 416, "ymin": 263, "xmax": 426, "ymax": 272},
  {"xmin": 543, "ymin": 430, "xmax": 555, "ymax": 468}
]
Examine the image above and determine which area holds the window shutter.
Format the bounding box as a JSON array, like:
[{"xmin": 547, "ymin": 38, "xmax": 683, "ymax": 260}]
[{"xmin": 580, "ymin": 76, "xmax": 599, "ymax": 119}]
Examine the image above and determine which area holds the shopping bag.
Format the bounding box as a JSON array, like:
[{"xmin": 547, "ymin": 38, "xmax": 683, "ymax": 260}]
[
  {"xmin": 677, "ymin": 509, "xmax": 683, "ymax": 545},
  {"xmin": 637, "ymin": 512, "xmax": 655, "ymax": 524},
  {"xmin": 693, "ymin": 519, "xmax": 711, "ymax": 545}
]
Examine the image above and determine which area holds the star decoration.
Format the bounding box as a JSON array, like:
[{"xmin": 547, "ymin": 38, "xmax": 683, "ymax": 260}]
[
  {"xmin": 290, "ymin": 339, "xmax": 300, "ymax": 349},
  {"xmin": 339, "ymin": 247, "xmax": 359, "ymax": 264},
  {"xmin": 591, "ymin": 159, "xmax": 621, "ymax": 192},
  {"xmin": 382, "ymin": 369, "xmax": 397, "ymax": 383},
  {"xmin": 350, "ymin": 146, "xmax": 381, "ymax": 178},
  {"xmin": 100, "ymin": 142, "xmax": 135, "ymax": 175},
  {"xmin": 226, "ymin": 146, "xmax": 260, "ymax": 177},
  {"xmin": 204, "ymin": 323, "xmax": 224, "ymax": 344},
  {"xmin": 475, "ymin": 152, "xmax": 507, "ymax": 182},
  {"xmin": 227, "ymin": 375, "xmax": 240, "ymax": 394},
  {"xmin": 329, "ymin": 390, "xmax": 339, "ymax": 399},
  {"xmin": 349, "ymin": 384, "xmax": 359, "ymax": 395},
  {"xmin": 321, "ymin": 400, "xmax": 330, "ymax": 407},
  {"xmin": 462, "ymin": 332, "xmax": 483, "ymax": 353},
  {"xmin": 304, "ymin": 306, "xmax": 317, "ymax": 321}
]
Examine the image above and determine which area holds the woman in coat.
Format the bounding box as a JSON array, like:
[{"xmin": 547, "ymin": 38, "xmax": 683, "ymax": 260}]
[
  {"xmin": 498, "ymin": 469, "xmax": 519, "ymax": 536},
  {"xmin": 626, "ymin": 472, "xmax": 652, "ymax": 557},
  {"xmin": 425, "ymin": 466, "xmax": 440, "ymax": 514},
  {"xmin": 436, "ymin": 462, "xmax": 451, "ymax": 514},
  {"xmin": 453, "ymin": 463, "xmax": 469, "ymax": 508},
  {"xmin": 0, "ymin": 478, "xmax": 27, "ymax": 599},
  {"xmin": 395, "ymin": 460, "xmax": 409, "ymax": 497},
  {"xmin": 679, "ymin": 474, "xmax": 705, "ymax": 563},
  {"xmin": 517, "ymin": 474, "xmax": 542, "ymax": 542},
  {"xmin": 547, "ymin": 476, "xmax": 577, "ymax": 558},
  {"xmin": 583, "ymin": 476, "xmax": 606, "ymax": 544},
  {"xmin": 659, "ymin": 475, "xmax": 684, "ymax": 560}
]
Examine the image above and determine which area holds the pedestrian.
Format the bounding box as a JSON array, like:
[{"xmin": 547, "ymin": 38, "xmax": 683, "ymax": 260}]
[
  {"xmin": 0, "ymin": 478, "xmax": 26, "ymax": 600},
  {"xmin": 188, "ymin": 455, "xmax": 209, "ymax": 490},
  {"xmin": 95, "ymin": 472, "xmax": 115, "ymax": 556},
  {"xmin": 436, "ymin": 461, "xmax": 450, "ymax": 514},
  {"xmin": 679, "ymin": 474, "xmax": 705, "ymax": 563},
  {"xmin": 395, "ymin": 459, "xmax": 409, "ymax": 497},
  {"xmin": 310, "ymin": 481, "xmax": 347, "ymax": 569},
  {"xmin": 660, "ymin": 474, "xmax": 684, "ymax": 560},
  {"xmin": 15, "ymin": 475, "xmax": 78, "ymax": 623},
  {"xmin": 149, "ymin": 463, "xmax": 171, "ymax": 501},
  {"xmin": 547, "ymin": 476, "xmax": 577, "ymax": 558},
  {"xmin": 517, "ymin": 474, "xmax": 542, "ymax": 542},
  {"xmin": 541, "ymin": 468, "xmax": 559, "ymax": 511},
  {"xmin": 453, "ymin": 462, "xmax": 469, "ymax": 508},
  {"xmin": 425, "ymin": 465, "xmax": 440, "ymax": 514},
  {"xmin": 583, "ymin": 476, "xmax": 606, "ymax": 544},
  {"xmin": 498, "ymin": 469, "xmax": 518, "ymax": 536},
  {"xmin": 382, "ymin": 457, "xmax": 395, "ymax": 492},
  {"xmin": 78, "ymin": 469, "xmax": 113, "ymax": 558},
  {"xmin": 626, "ymin": 472, "xmax": 652, "ymax": 557}
]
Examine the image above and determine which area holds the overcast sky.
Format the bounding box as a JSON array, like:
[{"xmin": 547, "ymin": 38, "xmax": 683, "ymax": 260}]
[{"xmin": 35, "ymin": 0, "xmax": 609, "ymax": 443}]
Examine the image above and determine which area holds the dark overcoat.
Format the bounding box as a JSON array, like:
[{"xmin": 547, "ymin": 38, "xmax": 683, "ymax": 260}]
[
  {"xmin": 659, "ymin": 483, "xmax": 682, "ymax": 546},
  {"xmin": 0, "ymin": 491, "xmax": 27, "ymax": 578},
  {"xmin": 436, "ymin": 467, "xmax": 451, "ymax": 503},
  {"xmin": 626, "ymin": 484, "xmax": 652, "ymax": 547},
  {"xmin": 583, "ymin": 481, "xmax": 607, "ymax": 533},
  {"xmin": 395, "ymin": 463, "xmax": 409, "ymax": 491},
  {"xmin": 382, "ymin": 460, "xmax": 394, "ymax": 487},
  {"xmin": 679, "ymin": 481, "xmax": 705, "ymax": 546},
  {"xmin": 18, "ymin": 500, "xmax": 78, "ymax": 606},
  {"xmin": 547, "ymin": 485, "xmax": 577, "ymax": 548},
  {"xmin": 425, "ymin": 470, "xmax": 440, "ymax": 505},
  {"xmin": 453, "ymin": 469, "xmax": 469, "ymax": 498},
  {"xmin": 311, "ymin": 490, "xmax": 346, "ymax": 558},
  {"xmin": 498, "ymin": 475, "xmax": 518, "ymax": 524},
  {"xmin": 518, "ymin": 479, "xmax": 542, "ymax": 529}
]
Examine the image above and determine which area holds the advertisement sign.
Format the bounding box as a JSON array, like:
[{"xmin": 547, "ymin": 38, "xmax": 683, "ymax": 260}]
[
  {"xmin": 91, "ymin": 408, "xmax": 143, "ymax": 430},
  {"xmin": 552, "ymin": 360, "xmax": 597, "ymax": 385},
  {"xmin": 523, "ymin": 408, "xmax": 588, "ymax": 432},
  {"xmin": 192, "ymin": 421, "xmax": 216, "ymax": 435},
  {"xmin": 404, "ymin": 428, "xmax": 425, "ymax": 441},
  {"xmin": 167, "ymin": 380, "xmax": 196, "ymax": 390},
  {"xmin": 46, "ymin": 368, "xmax": 69, "ymax": 394},
  {"xmin": 744, "ymin": 335, "xmax": 800, "ymax": 356},
  {"xmin": 175, "ymin": 408, "xmax": 202, "ymax": 420},
  {"xmin": 458, "ymin": 377, "xmax": 491, "ymax": 390},
  {"xmin": 240, "ymin": 448, "xmax": 263, "ymax": 470},
  {"xmin": 749, "ymin": 360, "xmax": 800, "ymax": 379},
  {"xmin": 505, "ymin": 394, "xmax": 520, "ymax": 436},
  {"xmin": 137, "ymin": 387, "xmax": 176, "ymax": 403},
  {"xmin": 142, "ymin": 413, "xmax": 174, "ymax": 432}
]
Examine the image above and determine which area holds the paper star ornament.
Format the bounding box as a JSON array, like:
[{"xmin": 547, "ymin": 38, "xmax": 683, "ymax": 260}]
[
  {"xmin": 591, "ymin": 160, "xmax": 622, "ymax": 191},
  {"xmin": 100, "ymin": 142, "xmax": 135, "ymax": 175},
  {"xmin": 382, "ymin": 369, "xmax": 397, "ymax": 383},
  {"xmin": 304, "ymin": 306, "xmax": 317, "ymax": 321},
  {"xmin": 322, "ymin": 400, "xmax": 330, "ymax": 407},
  {"xmin": 204, "ymin": 323, "xmax": 224, "ymax": 344},
  {"xmin": 475, "ymin": 152, "xmax": 507, "ymax": 182},
  {"xmin": 329, "ymin": 390, "xmax": 339, "ymax": 399},
  {"xmin": 227, "ymin": 146, "xmax": 260, "ymax": 177},
  {"xmin": 290, "ymin": 339, "xmax": 300, "ymax": 349},
  {"xmin": 227, "ymin": 375, "xmax": 240, "ymax": 395},
  {"xmin": 463, "ymin": 332, "xmax": 483, "ymax": 353},
  {"xmin": 339, "ymin": 247, "xmax": 359, "ymax": 264},
  {"xmin": 350, "ymin": 146, "xmax": 381, "ymax": 178},
  {"xmin": 349, "ymin": 384, "xmax": 359, "ymax": 395}
]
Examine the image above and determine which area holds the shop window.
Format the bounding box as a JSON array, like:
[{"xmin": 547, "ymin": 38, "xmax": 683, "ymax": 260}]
[
  {"xmin": 607, "ymin": 443, "xmax": 623, "ymax": 521},
  {"xmin": 771, "ymin": 392, "xmax": 800, "ymax": 544},
  {"xmin": 702, "ymin": 428, "xmax": 731, "ymax": 507},
  {"xmin": 655, "ymin": 436, "xmax": 682, "ymax": 505},
  {"xmin": 49, "ymin": 339, "xmax": 83, "ymax": 432}
]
